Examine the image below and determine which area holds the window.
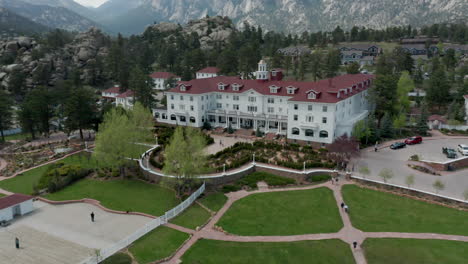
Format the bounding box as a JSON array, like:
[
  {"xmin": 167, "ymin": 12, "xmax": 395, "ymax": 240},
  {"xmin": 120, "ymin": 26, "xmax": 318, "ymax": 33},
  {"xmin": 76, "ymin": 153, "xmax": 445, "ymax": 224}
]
[
  {"xmin": 218, "ymin": 83, "xmax": 225, "ymax": 90},
  {"xmin": 267, "ymin": 98, "xmax": 274, "ymax": 104},
  {"xmin": 179, "ymin": 105, "xmax": 185, "ymax": 110},
  {"xmin": 190, "ymin": 117, "xmax": 196, "ymax": 123},
  {"xmin": 308, "ymin": 105, "xmax": 313, "ymax": 111},
  {"xmin": 307, "ymin": 93, "xmax": 316, "ymax": 99},
  {"xmin": 267, "ymin": 107, "xmax": 274, "ymax": 113},
  {"xmin": 233, "ymin": 95, "xmax": 239, "ymax": 101},
  {"xmin": 322, "ymin": 117, "xmax": 327, "ymax": 124},
  {"xmin": 216, "ymin": 94, "xmax": 222, "ymax": 99},
  {"xmin": 190, "ymin": 96, "xmax": 193, "ymax": 102},
  {"xmin": 233, "ymin": 104, "xmax": 239, "ymax": 110},
  {"xmin": 294, "ymin": 104, "xmax": 298, "ymax": 110},
  {"xmin": 232, "ymin": 84, "xmax": 241, "ymax": 91},
  {"xmin": 292, "ymin": 127, "xmax": 300, "ymax": 135},
  {"xmin": 319, "ymin": 130, "xmax": 328, "ymax": 138},
  {"xmin": 180, "ymin": 116, "xmax": 186, "ymax": 122},
  {"xmin": 248, "ymin": 106, "xmax": 257, "ymax": 112},
  {"xmin": 170, "ymin": 114, "xmax": 176, "ymax": 120},
  {"xmin": 248, "ymin": 96, "xmax": 256, "ymax": 102},
  {"xmin": 202, "ymin": 105, "xmax": 204, "ymax": 110},
  {"xmin": 180, "ymin": 85, "xmax": 186, "ymax": 92},
  {"xmin": 180, "ymin": 95, "xmax": 184, "ymax": 100},
  {"xmin": 170, "ymin": 95, "xmax": 174, "ymax": 100},
  {"xmin": 287, "ymin": 86, "xmax": 297, "ymax": 94},
  {"xmin": 162, "ymin": 113, "xmax": 167, "ymax": 119},
  {"xmin": 170, "ymin": 104, "xmax": 174, "ymax": 110},
  {"xmin": 293, "ymin": 115, "xmax": 298, "ymax": 121},
  {"xmin": 305, "ymin": 129, "xmax": 314, "ymax": 137},
  {"xmin": 155, "ymin": 112, "xmax": 160, "ymax": 118},
  {"xmin": 217, "ymin": 103, "xmax": 222, "ymax": 109},
  {"xmin": 269, "ymin": 85, "xmax": 279, "ymax": 93},
  {"xmin": 279, "ymin": 107, "xmax": 282, "ymax": 112},
  {"xmin": 190, "ymin": 105, "xmax": 194, "ymax": 111},
  {"xmin": 322, "ymin": 106, "xmax": 328, "ymax": 112},
  {"xmin": 306, "ymin": 116, "xmax": 314, "ymax": 122}
]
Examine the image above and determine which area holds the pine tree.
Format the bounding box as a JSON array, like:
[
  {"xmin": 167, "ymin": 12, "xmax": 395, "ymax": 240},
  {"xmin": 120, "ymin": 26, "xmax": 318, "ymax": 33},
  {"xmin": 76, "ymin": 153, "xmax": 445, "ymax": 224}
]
[
  {"xmin": 0, "ymin": 90, "xmax": 14, "ymax": 141},
  {"xmin": 129, "ymin": 66, "xmax": 155, "ymax": 109},
  {"xmin": 381, "ymin": 113, "xmax": 394, "ymax": 138}
]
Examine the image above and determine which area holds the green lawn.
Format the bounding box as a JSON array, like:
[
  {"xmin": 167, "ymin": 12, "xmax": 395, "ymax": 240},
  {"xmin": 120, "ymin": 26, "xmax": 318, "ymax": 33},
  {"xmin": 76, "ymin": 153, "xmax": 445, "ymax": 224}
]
[
  {"xmin": 3, "ymin": 133, "xmax": 31, "ymax": 141},
  {"xmin": 182, "ymin": 239, "xmax": 355, "ymax": 264},
  {"xmin": 101, "ymin": 252, "xmax": 132, "ymax": 264},
  {"xmin": 170, "ymin": 203, "xmax": 211, "ymax": 229},
  {"xmin": 363, "ymin": 238, "xmax": 468, "ymax": 264},
  {"xmin": 217, "ymin": 187, "xmax": 343, "ymax": 235},
  {"xmin": 129, "ymin": 226, "xmax": 189, "ymax": 264},
  {"xmin": 45, "ymin": 179, "xmax": 179, "ymax": 216},
  {"xmin": 0, "ymin": 193, "xmax": 6, "ymax": 198},
  {"xmin": 0, "ymin": 153, "xmax": 98, "ymax": 195},
  {"xmin": 199, "ymin": 192, "xmax": 227, "ymax": 211},
  {"xmin": 342, "ymin": 185, "xmax": 468, "ymax": 235}
]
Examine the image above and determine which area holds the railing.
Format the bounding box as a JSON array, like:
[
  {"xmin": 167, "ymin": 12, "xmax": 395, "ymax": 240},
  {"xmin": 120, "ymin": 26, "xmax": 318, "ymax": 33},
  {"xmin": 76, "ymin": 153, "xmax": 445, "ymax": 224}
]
[
  {"xmin": 80, "ymin": 182, "xmax": 206, "ymax": 264},
  {"xmin": 351, "ymin": 175, "xmax": 468, "ymax": 204}
]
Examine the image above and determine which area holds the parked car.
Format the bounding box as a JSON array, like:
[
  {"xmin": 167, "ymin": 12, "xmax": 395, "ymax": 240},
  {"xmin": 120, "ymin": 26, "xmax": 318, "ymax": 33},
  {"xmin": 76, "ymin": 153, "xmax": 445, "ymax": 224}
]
[
  {"xmin": 458, "ymin": 144, "xmax": 468, "ymax": 156},
  {"xmin": 390, "ymin": 142, "xmax": 406, "ymax": 149},
  {"xmin": 405, "ymin": 136, "xmax": 423, "ymax": 145},
  {"xmin": 442, "ymin": 147, "xmax": 458, "ymax": 159}
]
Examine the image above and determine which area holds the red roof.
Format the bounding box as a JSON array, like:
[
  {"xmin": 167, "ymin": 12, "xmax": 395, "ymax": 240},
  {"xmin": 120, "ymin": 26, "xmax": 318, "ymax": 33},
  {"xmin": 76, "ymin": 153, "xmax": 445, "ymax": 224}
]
[
  {"xmin": 103, "ymin": 86, "xmax": 122, "ymax": 94},
  {"xmin": 0, "ymin": 193, "xmax": 33, "ymax": 210},
  {"xmin": 149, "ymin": 72, "xmax": 180, "ymax": 79},
  {"xmin": 197, "ymin": 67, "xmax": 220, "ymax": 74},
  {"xmin": 428, "ymin": 115, "xmax": 447, "ymax": 123},
  {"xmin": 116, "ymin": 90, "xmax": 134, "ymax": 98},
  {"xmin": 169, "ymin": 74, "xmax": 374, "ymax": 103}
]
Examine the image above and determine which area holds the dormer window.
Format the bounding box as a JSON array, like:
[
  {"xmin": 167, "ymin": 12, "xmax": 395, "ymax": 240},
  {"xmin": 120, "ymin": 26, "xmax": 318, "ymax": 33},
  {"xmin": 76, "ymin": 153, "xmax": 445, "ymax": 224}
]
[
  {"xmin": 269, "ymin": 85, "xmax": 280, "ymax": 94},
  {"xmin": 286, "ymin": 86, "xmax": 297, "ymax": 95},
  {"xmin": 308, "ymin": 93, "xmax": 316, "ymax": 99},
  {"xmin": 180, "ymin": 85, "xmax": 186, "ymax": 92},
  {"xmin": 218, "ymin": 83, "xmax": 226, "ymax": 90},
  {"xmin": 232, "ymin": 83, "xmax": 242, "ymax": 91}
]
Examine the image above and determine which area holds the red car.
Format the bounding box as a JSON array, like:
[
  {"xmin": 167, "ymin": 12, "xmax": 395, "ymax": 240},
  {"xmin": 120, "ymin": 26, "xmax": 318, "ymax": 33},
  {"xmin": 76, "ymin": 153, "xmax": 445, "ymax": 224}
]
[{"xmin": 405, "ymin": 136, "xmax": 423, "ymax": 145}]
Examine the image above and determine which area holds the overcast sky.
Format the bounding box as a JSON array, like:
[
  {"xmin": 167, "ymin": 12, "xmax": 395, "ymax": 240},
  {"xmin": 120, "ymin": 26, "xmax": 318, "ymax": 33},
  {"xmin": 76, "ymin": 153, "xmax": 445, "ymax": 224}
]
[{"xmin": 74, "ymin": 0, "xmax": 109, "ymax": 8}]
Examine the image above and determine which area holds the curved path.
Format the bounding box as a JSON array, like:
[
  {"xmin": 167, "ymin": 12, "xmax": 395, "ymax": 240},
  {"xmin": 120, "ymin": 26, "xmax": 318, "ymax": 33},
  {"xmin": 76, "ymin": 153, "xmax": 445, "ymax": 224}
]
[{"xmin": 163, "ymin": 180, "xmax": 468, "ymax": 264}]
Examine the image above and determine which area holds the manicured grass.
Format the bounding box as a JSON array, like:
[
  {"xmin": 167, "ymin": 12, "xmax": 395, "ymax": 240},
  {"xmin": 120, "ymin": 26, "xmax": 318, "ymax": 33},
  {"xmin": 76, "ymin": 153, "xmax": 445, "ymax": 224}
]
[
  {"xmin": 182, "ymin": 239, "xmax": 356, "ymax": 264},
  {"xmin": 217, "ymin": 187, "xmax": 343, "ymax": 235},
  {"xmin": 45, "ymin": 179, "xmax": 179, "ymax": 216},
  {"xmin": 170, "ymin": 203, "xmax": 211, "ymax": 229},
  {"xmin": 101, "ymin": 252, "xmax": 132, "ymax": 264},
  {"xmin": 342, "ymin": 185, "xmax": 468, "ymax": 236},
  {"xmin": 0, "ymin": 193, "xmax": 6, "ymax": 198},
  {"xmin": 0, "ymin": 153, "xmax": 97, "ymax": 195},
  {"xmin": 363, "ymin": 238, "xmax": 468, "ymax": 264},
  {"xmin": 199, "ymin": 192, "xmax": 227, "ymax": 211},
  {"xmin": 129, "ymin": 226, "xmax": 189, "ymax": 264}
]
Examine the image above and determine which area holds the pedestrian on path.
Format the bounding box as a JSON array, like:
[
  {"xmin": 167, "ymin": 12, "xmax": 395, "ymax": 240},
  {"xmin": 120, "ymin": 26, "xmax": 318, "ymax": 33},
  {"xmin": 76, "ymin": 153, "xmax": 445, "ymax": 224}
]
[
  {"xmin": 353, "ymin": 241, "xmax": 358, "ymax": 249},
  {"xmin": 340, "ymin": 202, "xmax": 345, "ymax": 209},
  {"xmin": 344, "ymin": 205, "xmax": 349, "ymax": 213},
  {"xmin": 90, "ymin": 212, "xmax": 95, "ymax": 222},
  {"xmin": 15, "ymin": 237, "xmax": 19, "ymax": 249},
  {"xmin": 374, "ymin": 142, "xmax": 379, "ymax": 152}
]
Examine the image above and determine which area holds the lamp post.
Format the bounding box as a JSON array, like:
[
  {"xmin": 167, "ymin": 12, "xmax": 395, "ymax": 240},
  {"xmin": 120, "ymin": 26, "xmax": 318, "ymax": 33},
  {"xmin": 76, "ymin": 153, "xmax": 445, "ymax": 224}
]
[
  {"xmin": 223, "ymin": 164, "xmax": 226, "ymax": 175},
  {"xmin": 303, "ymin": 161, "xmax": 306, "ymax": 173},
  {"xmin": 253, "ymin": 153, "xmax": 256, "ymax": 165}
]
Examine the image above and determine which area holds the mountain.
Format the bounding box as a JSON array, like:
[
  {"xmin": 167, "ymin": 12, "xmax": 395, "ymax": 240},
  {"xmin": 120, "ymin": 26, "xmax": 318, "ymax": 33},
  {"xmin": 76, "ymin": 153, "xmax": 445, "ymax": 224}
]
[
  {"xmin": 95, "ymin": 0, "xmax": 144, "ymax": 22},
  {"xmin": 19, "ymin": 0, "xmax": 97, "ymax": 19},
  {"xmin": 0, "ymin": 0, "xmax": 101, "ymax": 32},
  {"xmin": 100, "ymin": 0, "xmax": 468, "ymax": 35},
  {"xmin": 0, "ymin": 7, "xmax": 49, "ymax": 35}
]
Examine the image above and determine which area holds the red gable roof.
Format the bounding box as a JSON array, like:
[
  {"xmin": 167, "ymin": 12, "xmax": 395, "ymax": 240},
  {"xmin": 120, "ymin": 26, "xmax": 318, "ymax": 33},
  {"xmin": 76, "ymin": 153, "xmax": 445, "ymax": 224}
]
[
  {"xmin": 197, "ymin": 67, "xmax": 220, "ymax": 74},
  {"xmin": 150, "ymin": 72, "xmax": 180, "ymax": 79},
  {"xmin": 103, "ymin": 86, "xmax": 122, "ymax": 94},
  {"xmin": 169, "ymin": 74, "xmax": 374, "ymax": 103},
  {"xmin": 0, "ymin": 193, "xmax": 33, "ymax": 210},
  {"xmin": 116, "ymin": 90, "xmax": 134, "ymax": 98}
]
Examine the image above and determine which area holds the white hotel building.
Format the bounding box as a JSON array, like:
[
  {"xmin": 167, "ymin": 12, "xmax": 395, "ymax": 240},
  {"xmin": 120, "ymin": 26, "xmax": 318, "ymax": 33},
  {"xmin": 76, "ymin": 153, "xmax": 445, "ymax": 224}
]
[{"xmin": 155, "ymin": 61, "xmax": 374, "ymax": 144}]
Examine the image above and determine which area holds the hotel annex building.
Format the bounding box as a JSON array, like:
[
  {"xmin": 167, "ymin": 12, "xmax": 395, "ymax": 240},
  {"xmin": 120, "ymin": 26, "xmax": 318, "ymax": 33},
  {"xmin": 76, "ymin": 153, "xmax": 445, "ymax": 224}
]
[{"xmin": 155, "ymin": 61, "xmax": 374, "ymax": 144}]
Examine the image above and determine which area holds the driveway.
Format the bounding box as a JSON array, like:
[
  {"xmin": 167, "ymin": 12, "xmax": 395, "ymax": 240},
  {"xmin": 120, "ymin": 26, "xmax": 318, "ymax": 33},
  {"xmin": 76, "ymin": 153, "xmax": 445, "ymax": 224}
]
[
  {"xmin": 1, "ymin": 201, "xmax": 152, "ymax": 264},
  {"xmin": 354, "ymin": 138, "xmax": 468, "ymax": 199}
]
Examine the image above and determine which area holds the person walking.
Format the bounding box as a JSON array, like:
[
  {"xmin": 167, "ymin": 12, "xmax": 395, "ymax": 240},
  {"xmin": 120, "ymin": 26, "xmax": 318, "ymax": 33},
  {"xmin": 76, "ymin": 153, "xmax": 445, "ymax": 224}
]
[
  {"xmin": 340, "ymin": 202, "xmax": 345, "ymax": 209},
  {"xmin": 353, "ymin": 241, "xmax": 358, "ymax": 249},
  {"xmin": 344, "ymin": 205, "xmax": 349, "ymax": 213},
  {"xmin": 15, "ymin": 237, "xmax": 19, "ymax": 249},
  {"xmin": 90, "ymin": 212, "xmax": 95, "ymax": 222},
  {"xmin": 374, "ymin": 142, "xmax": 379, "ymax": 152}
]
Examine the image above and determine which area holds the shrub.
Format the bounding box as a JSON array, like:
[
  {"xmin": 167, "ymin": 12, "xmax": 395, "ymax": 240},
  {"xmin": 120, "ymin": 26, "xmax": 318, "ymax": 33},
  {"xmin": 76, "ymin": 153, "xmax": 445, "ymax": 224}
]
[
  {"xmin": 410, "ymin": 154, "xmax": 420, "ymax": 161},
  {"xmin": 307, "ymin": 174, "xmax": 331, "ymax": 182},
  {"xmin": 237, "ymin": 172, "xmax": 295, "ymax": 188},
  {"xmin": 222, "ymin": 184, "xmax": 241, "ymax": 193},
  {"xmin": 38, "ymin": 163, "xmax": 91, "ymax": 193}
]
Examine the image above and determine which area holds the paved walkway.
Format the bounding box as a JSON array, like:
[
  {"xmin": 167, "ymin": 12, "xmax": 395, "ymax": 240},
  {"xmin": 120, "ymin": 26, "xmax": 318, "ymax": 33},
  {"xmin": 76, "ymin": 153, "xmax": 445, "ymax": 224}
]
[{"xmin": 163, "ymin": 180, "xmax": 468, "ymax": 264}]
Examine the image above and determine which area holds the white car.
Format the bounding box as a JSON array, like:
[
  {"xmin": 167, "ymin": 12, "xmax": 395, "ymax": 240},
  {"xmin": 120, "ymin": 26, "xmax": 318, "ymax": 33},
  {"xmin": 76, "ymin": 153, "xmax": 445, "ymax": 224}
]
[{"xmin": 458, "ymin": 144, "xmax": 468, "ymax": 156}]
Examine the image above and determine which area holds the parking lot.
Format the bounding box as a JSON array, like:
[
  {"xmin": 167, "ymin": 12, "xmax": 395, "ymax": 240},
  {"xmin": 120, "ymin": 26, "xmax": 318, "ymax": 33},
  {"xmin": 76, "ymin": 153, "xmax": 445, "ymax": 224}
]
[
  {"xmin": 355, "ymin": 138, "xmax": 468, "ymax": 199},
  {"xmin": 0, "ymin": 201, "xmax": 152, "ymax": 264}
]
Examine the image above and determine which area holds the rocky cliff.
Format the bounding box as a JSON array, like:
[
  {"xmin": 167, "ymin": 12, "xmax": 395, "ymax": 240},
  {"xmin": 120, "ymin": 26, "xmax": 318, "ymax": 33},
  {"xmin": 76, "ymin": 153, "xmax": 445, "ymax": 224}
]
[{"xmin": 0, "ymin": 27, "xmax": 109, "ymax": 91}]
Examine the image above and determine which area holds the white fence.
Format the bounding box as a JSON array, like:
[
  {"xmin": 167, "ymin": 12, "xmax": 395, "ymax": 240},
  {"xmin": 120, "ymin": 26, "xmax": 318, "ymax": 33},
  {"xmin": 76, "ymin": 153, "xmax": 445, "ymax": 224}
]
[
  {"xmin": 351, "ymin": 175, "xmax": 468, "ymax": 204},
  {"xmin": 80, "ymin": 182, "xmax": 206, "ymax": 264},
  {"xmin": 139, "ymin": 146, "xmax": 337, "ymax": 180},
  {"xmin": 440, "ymin": 124, "xmax": 468, "ymax": 131}
]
